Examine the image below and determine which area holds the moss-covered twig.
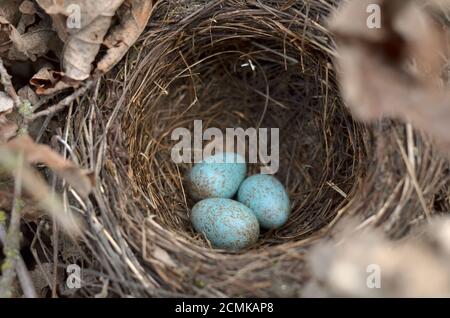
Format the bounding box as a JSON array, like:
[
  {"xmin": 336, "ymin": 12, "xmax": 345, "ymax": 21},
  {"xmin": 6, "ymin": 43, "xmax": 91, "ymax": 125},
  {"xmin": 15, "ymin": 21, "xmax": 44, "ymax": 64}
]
[
  {"xmin": 0, "ymin": 155, "xmax": 23, "ymax": 298},
  {"xmin": 0, "ymin": 223, "xmax": 37, "ymax": 298}
]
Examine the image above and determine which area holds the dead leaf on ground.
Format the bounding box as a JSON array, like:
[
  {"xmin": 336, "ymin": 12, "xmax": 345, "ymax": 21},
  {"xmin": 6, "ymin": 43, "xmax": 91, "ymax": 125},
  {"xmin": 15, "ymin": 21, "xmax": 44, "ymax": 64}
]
[
  {"xmin": 0, "ymin": 15, "xmax": 58, "ymax": 62},
  {"xmin": 97, "ymin": 0, "xmax": 155, "ymax": 74},
  {"xmin": 30, "ymin": 66, "xmax": 76, "ymax": 95},
  {"xmin": 9, "ymin": 20, "xmax": 57, "ymax": 61},
  {"xmin": 36, "ymin": 0, "xmax": 125, "ymax": 81},
  {"xmin": 2, "ymin": 1, "xmax": 154, "ymax": 95}
]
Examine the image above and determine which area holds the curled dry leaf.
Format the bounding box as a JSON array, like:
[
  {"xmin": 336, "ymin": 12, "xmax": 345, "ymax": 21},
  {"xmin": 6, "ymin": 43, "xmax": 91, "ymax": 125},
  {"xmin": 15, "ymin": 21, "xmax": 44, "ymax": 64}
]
[
  {"xmin": 2, "ymin": 1, "xmax": 152, "ymax": 95},
  {"xmin": 97, "ymin": 0, "xmax": 154, "ymax": 74},
  {"xmin": 0, "ymin": 14, "xmax": 57, "ymax": 62},
  {"xmin": 8, "ymin": 22, "xmax": 56, "ymax": 61},
  {"xmin": 36, "ymin": 0, "xmax": 125, "ymax": 81},
  {"xmin": 30, "ymin": 66, "xmax": 76, "ymax": 95},
  {"xmin": 328, "ymin": 0, "xmax": 450, "ymax": 152}
]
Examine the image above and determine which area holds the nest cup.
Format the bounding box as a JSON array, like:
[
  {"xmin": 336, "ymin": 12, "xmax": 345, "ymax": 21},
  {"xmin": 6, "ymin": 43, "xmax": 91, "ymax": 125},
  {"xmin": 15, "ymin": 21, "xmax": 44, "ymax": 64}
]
[
  {"xmin": 127, "ymin": 2, "xmax": 367, "ymax": 244},
  {"xmin": 79, "ymin": 0, "xmax": 446, "ymax": 297}
]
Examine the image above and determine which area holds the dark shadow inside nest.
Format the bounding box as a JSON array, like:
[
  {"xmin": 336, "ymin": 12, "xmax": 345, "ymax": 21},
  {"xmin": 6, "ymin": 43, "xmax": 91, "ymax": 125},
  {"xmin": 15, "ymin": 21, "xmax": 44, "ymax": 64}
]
[{"xmin": 128, "ymin": 38, "xmax": 367, "ymax": 249}]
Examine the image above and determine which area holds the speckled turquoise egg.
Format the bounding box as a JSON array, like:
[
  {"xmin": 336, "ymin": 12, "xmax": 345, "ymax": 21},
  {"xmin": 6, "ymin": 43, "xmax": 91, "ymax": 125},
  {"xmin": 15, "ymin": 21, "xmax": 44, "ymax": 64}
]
[
  {"xmin": 187, "ymin": 152, "xmax": 246, "ymax": 201},
  {"xmin": 190, "ymin": 198, "xmax": 260, "ymax": 250},
  {"xmin": 237, "ymin": 174, "xmax": 290, "ymax": 230}
]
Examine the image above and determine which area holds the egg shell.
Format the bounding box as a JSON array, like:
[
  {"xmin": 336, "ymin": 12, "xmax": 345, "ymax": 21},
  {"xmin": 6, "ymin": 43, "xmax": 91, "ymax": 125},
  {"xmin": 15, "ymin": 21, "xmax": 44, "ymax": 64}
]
[
  {"xmin": 237, "ymin": 174, "xmax": 290, "ymax": 229},
  {"xmin": 187, "ymin": 152, "xmax": 246, "ymax": 201},
  {"xmin": 190, "ymin": 198, "xmax": 260, "ymax": 250}
]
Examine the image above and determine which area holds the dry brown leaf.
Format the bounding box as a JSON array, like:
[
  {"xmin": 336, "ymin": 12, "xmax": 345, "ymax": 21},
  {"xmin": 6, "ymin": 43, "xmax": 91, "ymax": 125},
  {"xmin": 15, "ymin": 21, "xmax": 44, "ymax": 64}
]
[
  {"xmin": 97, "ymin": 0, "xmax": 154, "ymax": 74},
  {"xmin": 30, "ymin": 66, "xmax": 76, "ymax": 95},
  {"xmin": 0, "ymin": 13, "xmax": 57, "ymax": 62},
  {"xmin": 1, "ymin": 1, "xmax": 150, "ymax": 94},
  {"xmin": 6, "ymin": 134, "xmax": 95, "ymax": 198},
  {"xmin": 329, "ymin": 0, "xmax": 450, "ymax": 151},
  {"xmin": 7, "ymin": 20, "xmax": 56, "ymax": 61},
  {"xmin": 36, "ymin": 0, "xmax": 125, "ymax": 81},
  {"xmin": 49, "ymin": 13, "xmax": 69, "ymax": 43}
]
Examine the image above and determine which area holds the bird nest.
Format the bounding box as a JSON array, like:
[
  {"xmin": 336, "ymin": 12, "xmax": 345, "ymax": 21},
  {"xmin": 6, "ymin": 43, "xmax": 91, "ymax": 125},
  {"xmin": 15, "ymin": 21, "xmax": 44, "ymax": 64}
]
[{"xmin": 72, "ymin": 0, "xmax": 446, "ymax": 297}]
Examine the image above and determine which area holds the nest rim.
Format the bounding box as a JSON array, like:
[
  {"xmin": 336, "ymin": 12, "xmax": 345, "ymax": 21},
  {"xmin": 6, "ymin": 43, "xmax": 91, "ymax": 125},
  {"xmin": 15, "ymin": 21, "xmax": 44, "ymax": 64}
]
[{"xmin": 124, "ymin": 0, "xmax": 367, "ymax": 250}]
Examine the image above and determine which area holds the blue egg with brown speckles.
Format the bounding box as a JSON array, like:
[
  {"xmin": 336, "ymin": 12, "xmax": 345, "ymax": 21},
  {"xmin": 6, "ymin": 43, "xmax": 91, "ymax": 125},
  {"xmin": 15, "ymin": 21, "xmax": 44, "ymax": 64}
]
[
  {"xmin": 188, "ymin": 152, "xmax": 246, "ymax": 201},
  {"xmin": 191, "ymin": 198, "xmax": 259, "ymax": 250},
  {"xmin": 237, "ymin": 174, "xmax": 290, "ymax": 229}
]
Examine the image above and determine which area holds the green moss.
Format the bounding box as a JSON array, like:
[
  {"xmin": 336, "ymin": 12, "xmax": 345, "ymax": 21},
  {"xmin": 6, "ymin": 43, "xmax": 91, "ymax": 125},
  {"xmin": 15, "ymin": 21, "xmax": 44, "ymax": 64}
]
[
  {"xmin": 0, "ymin": 210, "xmax": 6, "ymax": 224},
  {"xmin": 1, "ymin": 258, "xmax": 13, "ymax": 272},
  {"xmin": 17, "ymin": 127, "xmax": 28, "ymax": 135},
  {"xmin": 18, "ymin": 100, "xmax": 33, "ymax": 119},
  {"xmin": 15, "ymin": 198, "xmax": 25, "ymax": 212},
  {"xmin": 194, "ymin": 279, "xmax": 206, "ymax": 288}
]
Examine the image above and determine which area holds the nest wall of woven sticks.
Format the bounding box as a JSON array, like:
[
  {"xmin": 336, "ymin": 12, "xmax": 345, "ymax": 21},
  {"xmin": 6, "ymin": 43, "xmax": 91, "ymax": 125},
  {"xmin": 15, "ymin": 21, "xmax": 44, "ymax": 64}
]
[{"xmin": 71, "ymin": 0, "xmax": 446, "ymax": 297}]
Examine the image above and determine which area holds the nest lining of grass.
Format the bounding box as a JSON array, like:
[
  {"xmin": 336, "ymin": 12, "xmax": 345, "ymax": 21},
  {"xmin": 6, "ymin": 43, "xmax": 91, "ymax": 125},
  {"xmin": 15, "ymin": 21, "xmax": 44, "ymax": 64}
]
[{"xmin": 68, "ymin": 0, "xmax": 447, "ymax": 297}]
